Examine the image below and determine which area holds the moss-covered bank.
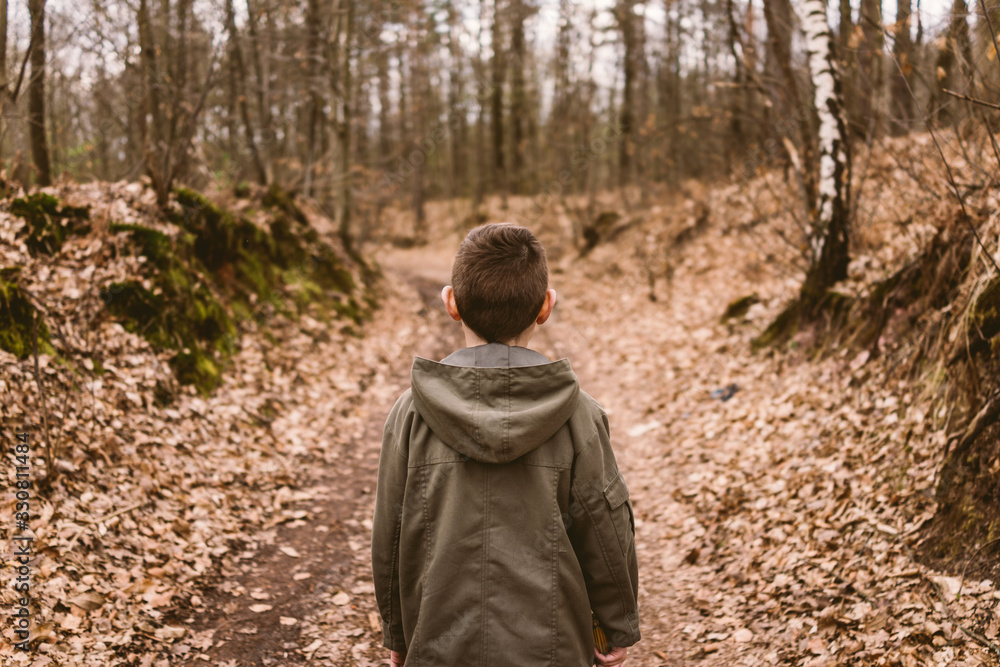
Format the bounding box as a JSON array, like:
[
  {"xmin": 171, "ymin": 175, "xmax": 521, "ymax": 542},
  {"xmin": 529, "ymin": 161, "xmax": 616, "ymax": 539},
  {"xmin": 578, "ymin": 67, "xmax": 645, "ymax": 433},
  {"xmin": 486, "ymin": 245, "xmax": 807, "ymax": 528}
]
[
  {"xmin": 102, "ymin": 186, "xmax": 374, "ymax": 394},
  {"xmin": 0, "ymin": 267, "xmax": 54, "ymax": 358},
  {"xmin": 12, "ymin": 193, "xmax": 90, "ymax": 255}
]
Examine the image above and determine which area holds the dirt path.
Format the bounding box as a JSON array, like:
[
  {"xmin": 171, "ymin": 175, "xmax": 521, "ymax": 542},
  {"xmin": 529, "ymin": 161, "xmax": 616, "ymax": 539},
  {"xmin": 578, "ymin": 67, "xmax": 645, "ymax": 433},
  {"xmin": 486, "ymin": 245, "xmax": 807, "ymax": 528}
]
[{"xmin": 166, "ymin": 238, "xmax": 759, "ymax": 667}]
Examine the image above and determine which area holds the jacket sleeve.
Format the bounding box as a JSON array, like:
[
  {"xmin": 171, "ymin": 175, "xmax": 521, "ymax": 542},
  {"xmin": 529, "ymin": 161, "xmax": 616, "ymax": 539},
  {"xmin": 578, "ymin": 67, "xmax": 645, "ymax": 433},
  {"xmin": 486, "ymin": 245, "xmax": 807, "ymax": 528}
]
[
  {"xmin": 371, "ymin": 401, "xmax": 409, "ymax": 652},
  {"xmin": 567, "ymin": 411, "xmax": 641, "ymax": 648}
]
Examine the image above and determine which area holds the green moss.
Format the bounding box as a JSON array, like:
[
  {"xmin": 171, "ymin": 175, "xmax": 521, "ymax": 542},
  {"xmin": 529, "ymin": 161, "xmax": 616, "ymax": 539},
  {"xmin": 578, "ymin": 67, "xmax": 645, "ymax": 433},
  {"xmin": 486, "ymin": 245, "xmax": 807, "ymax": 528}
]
[
  {"xmin": 170, "ymin": 348, "xmax": 222, "ymax": 394},
  {"xmin": 103, "ymin": 279, "xmax": 235, "ymax": 395},
  {"xmin": 0, "ymin": 268, "xmax": 53, "ymax": 358},
  {"xmin": 110, "ymin": 223, "xmax": 175, "ymax": 268},
  {"xmin": 721, "ymin": 294, "xmax": 759, "ymax": 322},
  {"xmin": 817, "ymin": 290, "xmax": 855, "ymax": 335},
  {"xmin": 261, "ymin": 184, "xmax": 308, "ymax": 226},
  {"xmin": 11, "ymin": 193, "xmax": 91, "ymax": 255},
  {"xmin": 99, "ymin": 185, "xmax": 368, "ymax": 393},
  {"xmin": 283, "ymin": 270, "xmax": 325, "ymax": 312},
  {"xmin": 172, "ymin": 186, "xmax": 283, "ymax": 302},
  {"xmin": 752, "ymin": 301, "xmax": 801, "ymax": 352},
  {"xmin": 234, "ymin": 182, "xmax": 252, "ymax": 199}
]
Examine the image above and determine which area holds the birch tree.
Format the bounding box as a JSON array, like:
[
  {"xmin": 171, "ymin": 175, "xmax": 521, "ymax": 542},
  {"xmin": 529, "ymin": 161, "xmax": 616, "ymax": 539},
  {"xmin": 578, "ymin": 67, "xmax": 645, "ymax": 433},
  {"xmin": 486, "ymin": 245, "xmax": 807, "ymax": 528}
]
[{"xmin": 799, "ymin": 0, "xmax": 851, "ymax": 312}]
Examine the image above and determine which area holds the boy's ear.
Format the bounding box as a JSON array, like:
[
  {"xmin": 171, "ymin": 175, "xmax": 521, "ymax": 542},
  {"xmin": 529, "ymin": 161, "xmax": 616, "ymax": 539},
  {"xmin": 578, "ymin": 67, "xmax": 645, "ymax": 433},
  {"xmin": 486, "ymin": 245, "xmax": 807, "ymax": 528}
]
[
  {"xmin": 441, "ymin": 285, "xmax": 462, "ymax": 322},
  {"xmin": 536, "ymin": 289, "xmax": 557, "ymax": 325}
]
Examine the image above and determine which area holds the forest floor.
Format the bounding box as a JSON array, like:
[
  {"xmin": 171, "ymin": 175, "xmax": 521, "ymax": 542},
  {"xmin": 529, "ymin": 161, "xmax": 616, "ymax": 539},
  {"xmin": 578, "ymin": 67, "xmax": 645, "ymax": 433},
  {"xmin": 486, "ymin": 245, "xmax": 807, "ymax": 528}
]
[
  {"xmin": 166, "ymin": 208, "xmax": 998, "ymax": 667},
  {"xmin": 3, "ymin": 172, "xmax": 999, "ymax": 667}
]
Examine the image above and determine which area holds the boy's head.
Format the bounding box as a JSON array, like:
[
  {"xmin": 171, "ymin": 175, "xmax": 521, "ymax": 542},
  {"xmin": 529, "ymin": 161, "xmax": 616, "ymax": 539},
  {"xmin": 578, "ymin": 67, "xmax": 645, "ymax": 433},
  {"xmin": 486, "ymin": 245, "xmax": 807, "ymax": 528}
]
[{"xmin": 442, "ymin": 223, "xmax": 556, "ymax": 346}]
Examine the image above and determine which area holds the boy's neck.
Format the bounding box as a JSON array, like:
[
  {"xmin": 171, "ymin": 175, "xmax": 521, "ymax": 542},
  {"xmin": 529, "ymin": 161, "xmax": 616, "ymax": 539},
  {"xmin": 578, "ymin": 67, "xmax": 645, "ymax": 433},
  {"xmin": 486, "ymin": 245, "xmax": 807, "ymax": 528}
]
[{"xmin": 462, "ymin": 323, "xmax": 536, "ymax": 350}]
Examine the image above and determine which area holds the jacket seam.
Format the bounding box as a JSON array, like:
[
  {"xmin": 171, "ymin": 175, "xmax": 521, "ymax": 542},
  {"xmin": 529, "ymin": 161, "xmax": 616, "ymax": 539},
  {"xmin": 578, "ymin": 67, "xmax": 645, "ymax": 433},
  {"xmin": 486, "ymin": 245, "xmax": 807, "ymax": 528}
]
[
  {"xmin": 409, "ymin": 457, "xmax": 469, "ymax": 467},
  {"xmin": 549, "ymin": 468, "xmax": 558, "ymax": 666},
  {"xmin": 473, "ymin": 371, "xmax": 483, "ymax": 457},
  {"xmin": 408, "ymin": 459, "xmax": 571, "ymax": 469},
  {"xmin": 420, "ymin": 466, "xmax": 432, "ymax": 637},
  {"xmin": 520, "ymin": 462, "xmax": 571, "ymax": 470},
  {"xmin": 480, "ymin": 466, "xmax": 491, "ymax": 667},
  {"xmin": 385, "ymin": 424, "xmax": 403, "ymax": 650},
  {"xmin": 503, "ymin": 368, "xmax": 511, "ymax": 461}
]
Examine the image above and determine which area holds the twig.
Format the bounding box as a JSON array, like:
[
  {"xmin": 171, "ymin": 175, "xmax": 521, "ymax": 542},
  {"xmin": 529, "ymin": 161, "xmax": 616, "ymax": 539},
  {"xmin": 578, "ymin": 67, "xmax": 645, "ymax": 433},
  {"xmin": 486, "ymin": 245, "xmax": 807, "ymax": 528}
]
[
  {"xmin": 31, "ymin": 309, "xmax": 56, "ymax": 482},
  {"xmin": 925, "ymin": 573, "xmax": 1000, "ymax": 659},
  {"xmin": 958, "ymin": 537, "xmax": 1000, "ymax": 599},
  {"xmin": 942, "ymin": 89, "xmax": 1000, "ymax": 111},
  {"xmin": 78, "ymin": 502, "xmax": 146, "ymax": 525},
  {"xmin": 884, "ymin": 526, "xmax": 1000, "ymax": 659},
  {"xmin": 8, "ymin": 26, "xmax": 36, "ymax": 102},
  {"xmin": 953, "ymin": 391, "xmax": 1000, "ymax": 457},
  {"xmin": 65, "ymin": 502, "xmax": 148, "ymax": 552}
]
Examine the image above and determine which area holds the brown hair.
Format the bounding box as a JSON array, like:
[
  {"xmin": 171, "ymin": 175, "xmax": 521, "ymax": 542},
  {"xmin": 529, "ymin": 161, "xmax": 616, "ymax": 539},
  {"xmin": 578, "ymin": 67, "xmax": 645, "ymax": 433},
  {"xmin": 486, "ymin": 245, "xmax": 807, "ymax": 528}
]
[{"xmin": 451, "ymin": 223, "xmax": 549, "ymax": 344}]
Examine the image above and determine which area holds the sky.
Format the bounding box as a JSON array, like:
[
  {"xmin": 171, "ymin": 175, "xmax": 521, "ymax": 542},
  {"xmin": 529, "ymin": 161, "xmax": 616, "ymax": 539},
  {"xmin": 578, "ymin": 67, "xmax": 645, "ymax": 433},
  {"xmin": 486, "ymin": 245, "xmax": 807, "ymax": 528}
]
[
  {"xmin": 523, "ymin": 0, "xmax": 966, "ymax": 100},
  {"xmin": 25, "ymin": 0, "xmax": 969, "ymax": 110}
]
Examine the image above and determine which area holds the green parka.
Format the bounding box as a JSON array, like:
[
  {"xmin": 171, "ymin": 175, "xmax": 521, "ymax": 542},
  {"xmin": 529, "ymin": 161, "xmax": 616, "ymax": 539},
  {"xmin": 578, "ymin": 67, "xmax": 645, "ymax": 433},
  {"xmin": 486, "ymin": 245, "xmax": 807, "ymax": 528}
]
[{"xmin": 371, "ymin": 343, "xmax": 640, "ymax": 666}]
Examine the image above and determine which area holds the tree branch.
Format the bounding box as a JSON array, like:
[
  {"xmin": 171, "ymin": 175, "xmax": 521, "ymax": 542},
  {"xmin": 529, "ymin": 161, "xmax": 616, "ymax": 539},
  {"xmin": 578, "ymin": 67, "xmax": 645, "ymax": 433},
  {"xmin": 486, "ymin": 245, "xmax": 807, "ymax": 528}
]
[{"xmin": 942, "ymin": 89, "xmax": 1000, "ymax": 111}]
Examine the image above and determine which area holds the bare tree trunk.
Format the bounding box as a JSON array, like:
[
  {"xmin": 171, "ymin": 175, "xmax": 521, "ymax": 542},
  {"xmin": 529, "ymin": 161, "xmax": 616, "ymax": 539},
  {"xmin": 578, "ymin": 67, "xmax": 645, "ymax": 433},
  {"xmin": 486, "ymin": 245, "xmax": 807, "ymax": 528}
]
[
  {"xmin": 616, "ymin": 0, "xmax": 637, "ymax": 192},
  {"xmin": 409, "ymin": 18, "xmax": 427, "ymax": 236},
  {"xmin": 28, "ymin": 0, "xmax": 51, "ymax": 186},
  {"xmin": 663, "ymin": 0, "xmax": 682, "ymax": 185},
  {"xmin": 509, "ymin": 0, "xmax": 526, "ymax": 195},
  {"xmin": 335, "ymin": 0, "xmax": 354, "ymax": 249},
  {"xmin": 246, "ymin": 0, "xmax": 272, "ymax": 182},
  {"xmin": 447, "ymin": 0, "xmax": 466, "ymax": 199},
  {"xmin": 930, "ymin": 0, "xmax": 974, "ymax": 125},
  {"xmin": 838, "ymin": 0, "xmax": 857, "ymax": 135},
  {"xmin": 725, "ymin": 0, "xmax": 746, "ymax": 166},
  {"xmin": 552, "ymin": 0, "xmax": 571, "ymax": 180},
  {"xmin": 916, "ymin": 0, "xmax": 924, "ymax": 47},
  {"xmin": 839, "ymin": 0, "xmax": 853, "ymax": 52},
  {"xmin": 473, "ymin": 0, "xmax": 487, "ymax": 209},
  {"xmin": 764, "ymin": 0, "xmax": 815, "ymax": 207},
  {"xmin": 303, "ymin": 0, "xmax": 323, "ymax": 196},
  {"xmin": 377, "ymin": 42, "xmax": 392, "ymax": 159},
  {"xmin": 858, "ymin": 0, "xmax": 884, "ymax": 137},
  {"xmin": 890, "ymin": 0, "xmax": 914, "ymax": 135},
  {"xmin": 224, "ymin": 0, "xmax": 267, "ymax": 185},
  {"xmin": 491, "ymin": 0, "xmax": 507, "ymax": 207},
  {"xmin": 799, "ymin": 0, "xmax": 852, "ymax": 312},
  {"xmin": 0, "ymin": 0, "xmax": 8, "ymax": 161},
  {"xmin": 137, "ymin": 0, "xmax": 168, "ymax": 203},
  {"xmin": 174, "ymin": 0, "xmax": 190, "ymax": 97}
]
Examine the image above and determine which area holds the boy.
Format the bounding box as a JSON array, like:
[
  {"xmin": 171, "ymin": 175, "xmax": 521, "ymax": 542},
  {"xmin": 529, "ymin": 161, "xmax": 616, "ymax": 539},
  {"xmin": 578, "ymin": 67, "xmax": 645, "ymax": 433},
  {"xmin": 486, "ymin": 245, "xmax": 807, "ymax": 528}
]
[{"xmin": 371, "ymin": 223, "xmax": 640, "ymax": 666}]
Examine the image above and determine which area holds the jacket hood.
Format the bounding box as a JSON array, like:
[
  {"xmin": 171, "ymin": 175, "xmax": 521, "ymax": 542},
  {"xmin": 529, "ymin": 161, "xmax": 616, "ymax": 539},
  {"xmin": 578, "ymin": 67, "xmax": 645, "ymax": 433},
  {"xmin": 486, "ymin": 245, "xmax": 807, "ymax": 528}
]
[{"xmin": 409, "ymin": 344, "xmax": 580, "ymax": 463}]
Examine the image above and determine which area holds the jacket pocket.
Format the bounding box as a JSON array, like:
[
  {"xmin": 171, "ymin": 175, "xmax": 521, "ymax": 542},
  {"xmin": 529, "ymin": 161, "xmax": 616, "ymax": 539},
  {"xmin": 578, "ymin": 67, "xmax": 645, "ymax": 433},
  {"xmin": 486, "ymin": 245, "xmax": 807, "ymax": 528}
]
[{"xmin": 603, "ymin": 472, "xmax": 635, "ymax": 556}]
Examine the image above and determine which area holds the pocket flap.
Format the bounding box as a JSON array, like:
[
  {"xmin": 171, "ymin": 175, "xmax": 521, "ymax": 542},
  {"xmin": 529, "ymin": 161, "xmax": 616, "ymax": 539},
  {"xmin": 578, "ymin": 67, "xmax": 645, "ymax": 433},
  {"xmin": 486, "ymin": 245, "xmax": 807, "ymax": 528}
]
[{"xmin": 603, "ymin": 472, "xmax": 629, "ymax": 510}]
